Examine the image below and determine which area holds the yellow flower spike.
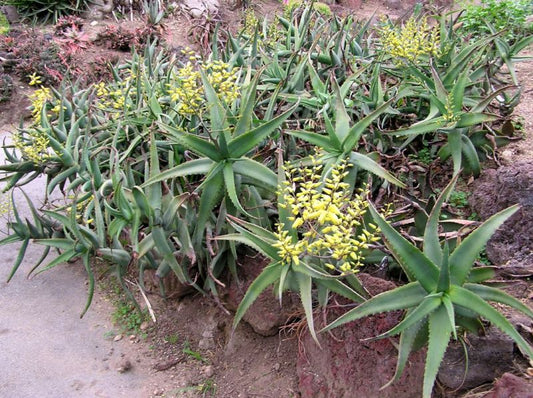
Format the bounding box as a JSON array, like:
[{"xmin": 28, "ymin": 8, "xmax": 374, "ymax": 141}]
[
  {"xmin": 274, "ymin": 156, "xmax": 380, "ymax": 273},
  {"xmin": 28, "ymin": 73, "xmax": 43, "ymax": 86}
]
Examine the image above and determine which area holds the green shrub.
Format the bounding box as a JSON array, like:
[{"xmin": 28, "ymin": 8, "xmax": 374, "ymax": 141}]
[
  {"xmin": 2, "ymin": 0, "xmax": 92, "ymax": 24},
  {"xmin": 459, "ymin": 0, "xmax": 532, "ymax": 41}
]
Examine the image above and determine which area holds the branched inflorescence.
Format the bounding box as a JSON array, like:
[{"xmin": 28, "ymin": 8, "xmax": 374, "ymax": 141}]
[
  {"xmin": 379, "ymin": 16, "xmax": 440, "ymax": 64},
  {"xmin": 167, "ymin": 50, "xmax": 240, "ymax": 117},
  {"xmin": 28, "ymin": 87, "xmax": 52, "ymax": 125},
  {"xmin": 275, "ymin": 157, "xmax": 381, "ymax": 274},
  {"xmin": 12, "ymin": 129, "xmax": 51, "ymax": 164}
]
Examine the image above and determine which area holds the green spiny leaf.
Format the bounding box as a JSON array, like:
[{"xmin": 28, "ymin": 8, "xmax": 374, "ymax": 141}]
[
  {"xmin": 424, "ymin": 175, "xmax": 458, "ymax": 265},
  {"xmin": 369, "ymin": 203, "xmax": 439, "ymax": 292},
  {"xmin": 366, "ymin": 294, "xmax": 442, "ymax": 341},
  {"xmin": 424, "ymin": 306, "xmax": 453, "ymax": 398},
  {"xmin": 450, "ymin": 205, "xmax": 519, "ymax": 285},
  {"xmin": 450, "ymin": 285, "xmax": 533, "ymax": 358},
  {"xmin": 464, "ymin": 283, "xmax": 533, "ymax": 318},
  {"xmin": 321, "ymin": 282, "xmax": 427, "ymax": 332}
]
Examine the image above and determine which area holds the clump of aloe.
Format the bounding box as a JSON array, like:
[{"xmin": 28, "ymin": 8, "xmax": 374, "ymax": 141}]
[{"xmin": 323, "ymin": 175, "xmax": 533, "ymax": 398}]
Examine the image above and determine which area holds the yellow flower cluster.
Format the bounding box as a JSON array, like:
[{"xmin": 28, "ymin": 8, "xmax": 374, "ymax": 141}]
[
  {"xmin": 203, "ymin": 60, "xmax": 240, "ymax": 105},
  {"xmin": 240, "ymin": 10, "xmax": 282, "ymax": 48},
  {"xmin": 0, "ymin": 194, "xmax": 11, "ymax": 217},
  {"xmin": 12, "ymin": 129, "xmax": 51, "ymax": 164},
  {"xmin": 29, "ymin": 87, "xmax": 52, "ymax": 124},
  {"xmin": 241, "ymin": 8, "xmax": 259, "ymax": 37},
  {"xmin": 273, "ymin": 224, "xmax": 307, "ymax": 266},
  {"xmin": 167, "ymin": 63, "xmax": 203, "ymax": 116},
  {"xmin": 66, "ymin": 194, "xmax": 94, "ymax": 225},
  {"xmin": 379, "ymin": 16, "xmax": 440, "ymax": 64},
  {"xmin": 167, "ymin": 59, "xmax": 240, "ymax": 117},
  {"xmin": 274, "ymin": 157, "xmax": 381, "ymax": 274},
  {"xmin": 443, "ymin": 92, "xmax": 460, "ymax": 124},
  {"xmin": 93, "ymin": 81, "xmax": 129, "ymax": 111},
  {"xmin": 28, "ymin": 73, "xmax": 43, "ymax": 86},
  {"xmin": 283, "ymin": 0, "xmax": 332, "ymax": 18}
]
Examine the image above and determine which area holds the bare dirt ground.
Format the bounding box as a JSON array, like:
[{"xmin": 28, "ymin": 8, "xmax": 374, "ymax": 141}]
[{"xmin": 0, "ymin": 1, "xmax": 532, "ymax": 397}]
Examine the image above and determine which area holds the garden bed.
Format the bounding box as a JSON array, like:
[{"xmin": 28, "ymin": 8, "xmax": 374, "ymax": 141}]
[{"xmin": 1, "ymin": 0, "xmax": 533, "ymax": 397}]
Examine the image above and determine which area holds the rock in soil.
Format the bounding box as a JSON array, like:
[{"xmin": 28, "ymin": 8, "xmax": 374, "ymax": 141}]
[
  {"xmin": 115, "ymin": 359, "xmax": 132, "ymax": 373},
  {"xmin": 0, "ymin": 6, "xmax": 18, "ymax": 23},
  {"xmin": 469, "ymin": 162, "xmax": 533, "ymax": 275},
  {"xmin": 438, "ymin": 327, "xmax": 514, "ymax": 391},
  {"xmin": 203, "ymin": 365, "xmax": 214, "ymax": 377},
  {"xmin": 224, "ymin": 255, "xmax": 300, "ymax": 336},
  {"xmin": 297, "ymin": 273, "xmax": 425, "ymax": 398},
  {"xmin": 482, "ymin": 372, "xmax": 533, "ymax": 398}
]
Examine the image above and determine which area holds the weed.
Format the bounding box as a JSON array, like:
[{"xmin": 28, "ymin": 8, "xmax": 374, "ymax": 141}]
[
  {"xmin": 95, "ymin": 25, "xmax": 138, "ymax": 51},
  {"xmin": 408, "ymin": 148, "xmax": 433, "ymax": 165},
  {"xmin": 111, "ymin": 300, "xmax": 148, "ymax": 335},
  {"xmin": 449, "ymin": 190, "xmax": 469, "ymax": 209},
  {"xmin": 0, "ymin": 12, "xmax": 9, "ymax": 35},
  {"xmin": 7, "ymin": 32, "xmax": 67, "ymax": 85},
  {"xmin": 511, "ymin": 116, "xmax": 526, "ymax": 138},
  {"xmin": 468, "ymin": 212, "xmax": 479, "ymax": 221},
  {"xmin": 198, "ymin": 378, "xmax": 216, "ymax": 397},
  {"xmin": 171, "ymin": 379, "xmax": 216, "ymax": 397},
  {"xmin": 103, "ymin": 330, "xmax": 116, "ymax": 340},
  {"xmin": 54, "ymin": 15, "xmax": 84, "ymax": 34},
  {"xmin": 182, "ymin": 340, "xmax": 208, "ymax": 363},
  {"xmin": 477, "ymin": 247, "xmax": 492, "ymax": 266},
  {"xmin": 165, "ymin": 334, "xmax": 179, "ymax": 345}
]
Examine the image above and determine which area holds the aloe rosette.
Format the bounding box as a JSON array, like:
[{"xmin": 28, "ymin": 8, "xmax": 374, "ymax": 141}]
[{"xmin": 322, "ymin": 176, "xmax": 533, "ymax": 398}]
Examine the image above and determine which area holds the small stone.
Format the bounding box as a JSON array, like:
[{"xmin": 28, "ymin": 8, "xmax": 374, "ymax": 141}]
[
  {"xmin": 113, "ymin": 334, "xmax": 123, "ymax": 342},
  {"xmin": 153, "ymin": 389, "xmax": 164, "ymax": 396},
  {"xmin": 273, "ymin": 363, "xmax": 281, "ymax": 372},
  {"xmin": 189, "ymin": 8, "xmax": 203, "ymax": 19},
  {"xmin": 140, "ymin": 321, "xmax": 149, "ymax": 331},
  {"xmin": 203, "ymin": 365, "xmax": 215, "ymax": 378},
  {"xmin": 116, "ymin": 359, "xmax": 132, "ymax": 373},
  {"xmin": 90, "ymin": 20, "xmax": 99, "ymax": 26}
]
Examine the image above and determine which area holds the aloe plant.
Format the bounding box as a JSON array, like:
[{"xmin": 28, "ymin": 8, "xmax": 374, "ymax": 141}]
[
  {"xmin": 3, "ymin": 0, "xmax": 92, "ymax": 23},
  {"xmin": 144, "ymin": 69, "xmax": 296, "ymax": 241},
  {"xmin": 218, "ymin": 156, "xmax": 389, "ymax": 343},
  {"xmin": 286, "ymin": 78, "xmax": 405, "ymax": 188},
  {"xmin": 322, "ymin": 176, "xmax": 533, "ymax": 398}
]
